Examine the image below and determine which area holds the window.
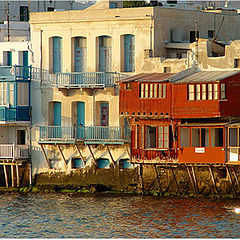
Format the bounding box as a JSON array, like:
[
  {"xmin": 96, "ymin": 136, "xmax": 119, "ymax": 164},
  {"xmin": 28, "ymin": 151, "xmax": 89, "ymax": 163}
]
[
  {"xmin": 208, "ymin": 30, "xmax": 215, "ymax": 39},
  {"xmin": 192, "ymin": 128, "xmax": 200, "ymax": 147},
  {"xmin": 145, "ymin": 84, "xmax": 148, "ymax": 98},
  {"xmin": 202, "ymin": 84, "xmax": 206, "ymax": 100},
  {"xmin": 164, "ymin": 67, "xmax": 171, "ymax": 73},
  {"xmin": 211, "ymin": 128, "xmax": 223, "ymax": 147},
  {"xmin": 20, "ymin": 6, "xmax": 29, "ymax": 21},
  {"xmin": 196, "ymin": 84, "xmax": 201, "ymax": 100},
  {"xmin": 47, "ymin": 7, "xmax": 54, "ymax": 11},
  {"xmin": 158, "ymin": 84, "xmax": 166, "ymax": 98},
  {"xmin": 221, "ymin": 83, "xmax": 226, "ymax": 99},
  {"xmin": 190, "ymin": 31, "xmax": 199, "ymax": 43},
  {"xmin": 201, "ymin": 128, "xmax": 209, "ymax": 147},
  {"xmin": 17, "ymin": 130, "xmax": 26, "ymax": 144},
  {"xmin": 17, "ymin": 82, "xmax": 29, "ymax": 106},
  {"xmin": 208, "ymin": 84, "xmax": 213, "ymax": 100},
  {"xmin": 188, "ymin": 84, "xmax": 195, "ymax": 101},
  {"xmin": 154, "ymin": 84, "xmax": 157, "ymax": 98},
  {"xmin": 147, "ymin": 126, "xmax": 157, "ymax": 148},
  {"xmin": 214, "ymin": 84, "xmax": 218, "ymax": 100},
  {"xmin": 180, "ymin": 128, "xmax": 190, "ymax": 147},
  {"xmin": 234, "ymin": 59, "xmax": 240, "ymax": 68},
  {"xmin": 158, "ymin": 126, "xmax": 169, "ymax": 149},
  {"xmin": 140, "ymin": 84, "xmax": 144, "ymax": 98},
  {"xmin": 72, "ymin": 158, "xmax": 85, "ymax": 169},
  {"xmin": 126, "ymin": 83, "xmax": 132, "ymax": 90},
  {"xmin": 0, "ymin": 83, "xmax": 8, "ymax": 105},
  {"xmin": 149, "ymin": 84, "xmax": 153, "ymax": 98}
]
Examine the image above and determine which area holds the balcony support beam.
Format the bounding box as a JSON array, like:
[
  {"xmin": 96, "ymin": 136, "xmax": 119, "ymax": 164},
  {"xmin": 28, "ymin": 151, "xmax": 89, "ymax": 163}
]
[
  {"xmin": 87, "ymin": 145, "xmax": 97, "ymax": 166},
  {"xmin": 57, "ymin": 144, "xmax": 67, "ymax": 167},
  {"xmin": 106, "ymin": 145, "xmax": 115, "ymax": 167},
  {"xmin": 75, "ymin": 144, "xmax": 85, "ymax": 163},
  {"xmin": 40, "ymin": 144, "xmax": 51, "ymax": 169}
]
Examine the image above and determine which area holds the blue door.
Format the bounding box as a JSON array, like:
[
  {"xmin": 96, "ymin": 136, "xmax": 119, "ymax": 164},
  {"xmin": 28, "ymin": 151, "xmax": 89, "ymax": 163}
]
[
  {"xmin": 99, "ymin": 36, "xmax": 112, "ymax": 72},
  {"xmin": 23, "ymin": 51, "xmax": 28, "ymax": 79},
  {"xmin": 124, "ymin": 35, "xmax": 135, "ymax": 72},
  {"xmin": 53, "ymin": 102, "xmax": 61, "ymax": 138},
  {"xmin": 7, "ymin": 51, "xmax": 12, "ymax": 66},
  {"xmin": 77, "ymin": 102, "xmax": 85, "ymax": 139},
  {"xmin": 53, "ymin": 37, "xmax": 62, "ymax": 73}
]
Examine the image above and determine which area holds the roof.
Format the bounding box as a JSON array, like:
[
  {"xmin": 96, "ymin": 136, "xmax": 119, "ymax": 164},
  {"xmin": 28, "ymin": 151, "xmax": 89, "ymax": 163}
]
[
  {"xmin": 169, "ymin": 68, "xmax": 240, "ymax": 84},
  {"xmin": 121, "ymin": 73, "xmax": 175, "ymax": 83}
]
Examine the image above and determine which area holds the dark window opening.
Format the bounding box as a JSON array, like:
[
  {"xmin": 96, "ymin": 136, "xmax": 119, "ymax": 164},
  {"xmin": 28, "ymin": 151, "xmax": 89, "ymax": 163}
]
[
  {"xmin": 17, "ymin": 130, "xmax": 26, "ymax": 145},
  {"xmin": 164, "ymin": 67, "xmax": 171, "ymax": 73},
  {"xmin": 201, "ymin": 128, "xmax": 209, "ymax": 147},
  {"xmin": 47, "ymin": 7, "xmax": 55, "ymax": 11},
  {"xmin": 20, "ymin": 6, "xmax": 29, "ymax": 22},
  {"xmin": 180, "ymin": 128, "xmax": 190, "ymax": 147},
  {"xmin": 147, "ymin": 126, "xmax": 156, "ymax": 148},
  {"xmin": 208, "ymin": 30, "xmax": 215, "ymax": 39},
  {"xmin": 190, "ymin": 31, "xmax": 199, "ymax": 43}
]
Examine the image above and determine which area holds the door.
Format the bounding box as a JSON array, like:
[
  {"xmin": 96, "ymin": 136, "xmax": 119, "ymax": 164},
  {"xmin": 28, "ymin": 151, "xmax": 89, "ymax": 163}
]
[
  {"xmin": 100, "ymin": 102, "xmax": 109, "ymax": 139},
  {"xmin": 228, "ymin": 128, "xmax": 239, "ymax": 162},
  {"xmin": 53, "ymin": 37, "xmax": 62, "ymax": 73},
  {"xmin": 53, "ymin": 102, "xmax": 61, "ymax": 138},
  {"xmin": 23, "ymin": 51, "xmax": 28, "ymax": 79},
  {"xmin": 77, "ymin": 102, "xmax": 85, "ymax": 139}
]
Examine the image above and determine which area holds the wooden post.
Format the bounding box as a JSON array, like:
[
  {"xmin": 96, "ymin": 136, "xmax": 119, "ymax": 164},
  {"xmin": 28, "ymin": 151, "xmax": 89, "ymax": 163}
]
[
  {"xmin": 124, "ymin": 145, "xmax": 131, "ymax": 159},
  {"xmin": 11, "ymin": 164, "xmax": 14, "ymax": 187},
  {"xmin": 40, "ymin": 144, "xmax": 51, "ymax": 168},
  {"xmin": 16, "ymin": 164, "xmax": 19, "ymax": 187},
  {"xmin": 232, "ymin": 167, "xmax": 240, "ymax": 193},
  {"xmin": 209, "ymin": 165, "xmax": 218, "ymax": 194},
  {"xmin": 3, "ymin": 164, "xmax": 8, "ymax": 188},
  {"xmin": 186, "ymin": 165, "xmax": 196, "ymax": 194},
  {"xmin": 139, "ymin": 164, "xmax": 145, "ymax": 194},
  {"xmin": 57, "ymin": 145, "xmax": 67, "ymax": 165},
  {"xmin": 226, "ymin": 165, "xmax": 236, "ymax": 197},
  {"xmin": 191, "ymin": 165, "xmax": 199, "ymax": 194},
  {"xmin": 154, "ymin": 164, "xmax": 163, "ymax": 196},
  {"xmin": 170, "ymin": 166, "xmax": 180, "ymax": 194}
]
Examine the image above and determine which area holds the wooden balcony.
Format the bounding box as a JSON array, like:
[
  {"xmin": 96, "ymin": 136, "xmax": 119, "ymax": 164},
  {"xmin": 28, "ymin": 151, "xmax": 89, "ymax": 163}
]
[
  {"xmin": 39, "ymin": 126, "xmax": 130, "ymax": 144},
  {"xmin": 0, "ymin": 144, "xmax": 29, "ymax": 160},
  {"xmin": 31, "ymin": 67, "xmax": 127, "ymax": 88}
]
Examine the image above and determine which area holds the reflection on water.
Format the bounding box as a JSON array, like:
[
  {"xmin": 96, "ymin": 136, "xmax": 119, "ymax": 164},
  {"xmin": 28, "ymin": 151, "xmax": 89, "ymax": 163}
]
[{"xmin": 0, "ymin": 193, "xmax": 239, "ymax": 238}]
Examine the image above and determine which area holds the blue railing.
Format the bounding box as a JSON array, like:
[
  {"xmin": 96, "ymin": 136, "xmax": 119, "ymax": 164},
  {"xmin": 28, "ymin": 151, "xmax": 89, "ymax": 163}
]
[
  {"xmin": 0, "ymin": 65, "xmax": 31, "ymax": 81},
  {"xmin": 31, "ymin": 67, "xmax": 128, "ymax": 88},
  {"xmin": 0, "ymin": 107, "xmax": 30, "ymax": 121},
  {"xmin": 39, "ymin": 126, "xmax": 130, "ymax": 142}
]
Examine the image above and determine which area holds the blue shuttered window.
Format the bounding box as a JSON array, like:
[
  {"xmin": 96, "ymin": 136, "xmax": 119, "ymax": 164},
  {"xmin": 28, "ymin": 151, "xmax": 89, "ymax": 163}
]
[
  {"xmin": 52, "ymin": 37, "xmax": 62, "ymax": 73},
  {"xmin": 99, "ymin": 36, "xmax": 112, "ymax": 72},
  {"xmin": 124, "ymin": 34, "xmax": 135, "ymax": 72},
  {"xmin": 74, "ymin": 37, "xmax": 87, "ymax": 72}
]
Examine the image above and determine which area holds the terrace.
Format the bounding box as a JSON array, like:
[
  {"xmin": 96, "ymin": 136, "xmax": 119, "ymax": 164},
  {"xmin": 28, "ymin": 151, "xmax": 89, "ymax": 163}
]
[{"xmin": 0, "ymin": 144, "xmax": 29, "ymax": 160}]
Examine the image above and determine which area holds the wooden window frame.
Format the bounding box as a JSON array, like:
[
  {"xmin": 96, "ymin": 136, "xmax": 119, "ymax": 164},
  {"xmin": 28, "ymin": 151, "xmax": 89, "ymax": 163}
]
[
  {"xmin": 220, "ymin": 83, "xmax": 226, "ymax": 99},
  {"xmin": 214, "ymin": 83, "xmax": 218, "ymax": 100},
  {"xmin": 158, "ymin": 125, "xmax": 169, "ymax": 149},
  {"xmin": 202, "ymin": 84, "xmax": 206, "ymax": 100},
  {"xmin": 208, "ymin": 84, "xmax": 213, "ymax": 100},
  {"xmin": 188, "ymin": 84, "xmax": 195, "ymax": 101}
]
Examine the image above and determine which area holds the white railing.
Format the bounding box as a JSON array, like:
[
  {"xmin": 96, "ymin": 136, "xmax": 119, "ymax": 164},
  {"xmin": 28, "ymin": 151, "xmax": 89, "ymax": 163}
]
[{"xmin": 0, "ymin": 144, "xmax": 29, "ymax": 159}]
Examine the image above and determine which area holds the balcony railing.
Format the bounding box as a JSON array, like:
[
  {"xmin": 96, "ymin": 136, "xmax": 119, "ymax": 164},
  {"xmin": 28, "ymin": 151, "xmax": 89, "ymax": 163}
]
[
  {"xmin": 31, "ymin": 67, "xmax": 128, "ymax": 88},
  {"xmin": 0, "ymin": 107, "xmax": 30, "ymax": 122},
  {"xmin": 39, "ymin": 126, "xmax": 130, "ymax": 143},
  {"xmin": 0, "ymin": 65, "xmax": 31, "ymax": 81},
  {"xmin": 0, "ymin": 144, "xmax": 29, "ymax": 159}
]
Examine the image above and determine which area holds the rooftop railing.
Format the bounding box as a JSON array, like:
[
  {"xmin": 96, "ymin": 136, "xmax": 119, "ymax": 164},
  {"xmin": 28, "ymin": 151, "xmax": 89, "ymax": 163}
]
[
  {"xmin": 31, "ymin": 67, "xmax": 128, "ymax": 88},
  {"xmin": 39, "ymin": 126, "xmax": 130, "ymax": 143}
]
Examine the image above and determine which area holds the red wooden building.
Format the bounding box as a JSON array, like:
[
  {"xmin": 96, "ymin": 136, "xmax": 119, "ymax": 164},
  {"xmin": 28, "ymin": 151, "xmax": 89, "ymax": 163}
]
[{"xmin": 119, "ymin": 68, "xmax": 240, "ymax": 164}]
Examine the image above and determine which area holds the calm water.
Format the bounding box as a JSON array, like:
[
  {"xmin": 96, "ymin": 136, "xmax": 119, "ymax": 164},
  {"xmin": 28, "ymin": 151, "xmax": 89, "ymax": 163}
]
[{"xmin": 0, "ymin": 193, "xmax": 240, "ymax": 238}]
